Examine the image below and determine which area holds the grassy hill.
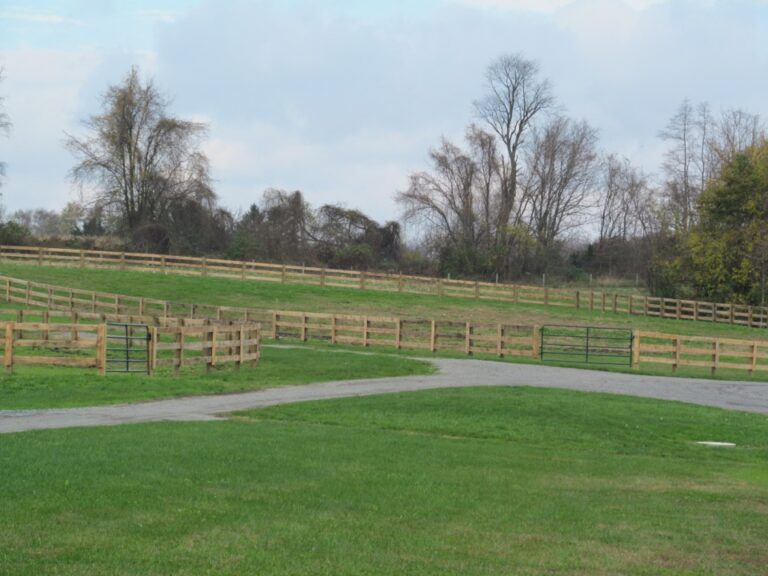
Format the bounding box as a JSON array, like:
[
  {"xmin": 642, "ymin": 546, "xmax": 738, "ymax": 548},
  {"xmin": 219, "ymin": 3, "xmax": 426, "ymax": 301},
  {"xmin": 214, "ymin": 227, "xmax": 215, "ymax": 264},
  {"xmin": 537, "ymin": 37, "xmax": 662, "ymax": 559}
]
[
  {"xmin": 2, "ymin": 262, "xmax": 765, "ymax": 340},
  {"xmin": 3, "ymin": 387, "xmax": 767, "ymax": 575}
]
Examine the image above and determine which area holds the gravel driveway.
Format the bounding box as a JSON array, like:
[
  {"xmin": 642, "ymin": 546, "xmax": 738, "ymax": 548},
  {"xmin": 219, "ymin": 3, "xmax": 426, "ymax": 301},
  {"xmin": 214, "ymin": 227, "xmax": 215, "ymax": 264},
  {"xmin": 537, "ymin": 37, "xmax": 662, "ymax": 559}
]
[{"xmin": 2, "ymin": 358, "xmax": 768, "ymax": 434}]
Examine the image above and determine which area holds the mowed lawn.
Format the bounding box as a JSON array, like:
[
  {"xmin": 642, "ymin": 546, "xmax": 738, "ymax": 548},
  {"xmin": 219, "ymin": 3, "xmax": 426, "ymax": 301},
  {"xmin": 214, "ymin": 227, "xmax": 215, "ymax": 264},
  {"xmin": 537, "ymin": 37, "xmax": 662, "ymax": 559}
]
[
  {"xmin": 2, "ymin": 262, "xmax": 766, "ymax": 340},
  {"xmin": 2, "ymin": 387, "xmax": 767, "ymax": 575},
  {"xmin": 0, "ymin": 347, "xmax": 433, "ymax": 409}
]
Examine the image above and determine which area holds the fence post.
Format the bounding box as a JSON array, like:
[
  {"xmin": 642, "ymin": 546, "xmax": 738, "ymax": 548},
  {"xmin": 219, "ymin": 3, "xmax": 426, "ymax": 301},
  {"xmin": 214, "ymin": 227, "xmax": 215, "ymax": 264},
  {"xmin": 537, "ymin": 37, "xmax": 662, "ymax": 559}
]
[
  {"xmin": 395, "ymin": 318, "xmax": 402, "ymax": 349},
  {"xmin": 430, "ymin": 320, "xmax": 437, "ymax": 353},
  {"xmin": 4, "ymin": 322, "xmax": 14, "ymax": 374},
  {"xmin": 148, "ymin": 326, "xmax": 158, "ymax": 375},
  {"xmin": 712, "ymin": 339, "xmax": 720, "ymax": 375},
  {"xmin": 465, "ymin": 321, "xmax": 472, "ymax": 356},
  {"xmin": 4, "ymin": 277, "xmax": 9, "ymax": 302},
  {"xmin": 360, "ymin": 272, "xmax": 366, "ymax": 290},
  {"xmin": 544, "ymin": 287, "xmax": 549, "ymax": 306},
  {"xmin": 363, "ymin": 316, "xmax": 369, "ymax": 347},
  {"xmin": 398, "ymin": 272, "xmax": 404, "ymax": 293},
  {"xmin": 96, "ymin": 323, "xmax": 106, "ymax": 375},
  {"xmin": 531, "ymin": 325, "xmax": 540, "ymax": 359},
  {"xmin": 38, "ymin": 246, "xmax": 43, "ymax": 266},
  {"xmin": 673, "ymin": 337, "xmax": 681, "ymax": 373},
  {"xmin": 331, "ymin": 315, "xmax": 337, "ymax": 345},
  {"xmin": 301, "ymin": 314, "xmax": 308, "ymax": 342},
  {"xmin": 206, "ymin": 327, "xmax": 216, "ymax": 372},
  {"xmin": 601, "ymin": 293, "xmax": 606, "ymax": 313},
  {"xmin": 632, "ymin": 330, "xmax": 640, "ymax": 369},
  {"xmin": 174, "ymin": 326, "xmax": 185, "ymax": 375},
  {"xmin": 497, "ymin": 324, "xmax": 504, "ymax": 358},
  {"xmin": 238, "ymin": 325, "xmax": 245, "ymax": 371},
  {"xmin": 272, "ymin": 312, "xmax": 278, "ymax": 340},
  {"xmin": 474, "ymin": 281, "xmax": 480, "ymax": 300},
  {"xmin": 750, "ymin": 342, "xmax": 757, "ymax": 375},
  {"xmin": 589, "ymin": 291, "xmax": 594, "ymax": 311},
  {"xmin": 575, "ymin": 290, "xmax": 580, "ymax": 309},
  {"xmin": 42, "ymin": 310, "xmax": 49, "ymax": 341}
]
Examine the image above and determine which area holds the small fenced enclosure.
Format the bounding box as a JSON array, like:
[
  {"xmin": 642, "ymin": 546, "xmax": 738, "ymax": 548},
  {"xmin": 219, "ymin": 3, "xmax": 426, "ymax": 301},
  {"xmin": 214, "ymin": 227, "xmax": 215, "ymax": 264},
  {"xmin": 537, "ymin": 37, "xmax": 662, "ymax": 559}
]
[
  {"xmin": 2, "ymin": 321, "xmax": 105, "ymax": 373},
  {"xmin": 540, "ymin": 325, "xmax": 634, "ymax": 367},
  {"xmin": 1, "ymin": 318, "xmax": 261, "ymax": 375},
  {"xmin": 105, "ymin": 322, "xmax": 150, "ymax": 374}
]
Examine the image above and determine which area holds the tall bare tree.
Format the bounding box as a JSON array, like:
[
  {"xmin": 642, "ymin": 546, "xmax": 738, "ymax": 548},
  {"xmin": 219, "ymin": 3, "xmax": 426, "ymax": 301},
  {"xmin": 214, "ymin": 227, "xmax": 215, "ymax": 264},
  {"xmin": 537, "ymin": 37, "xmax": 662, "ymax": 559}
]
[
  {"xmin": 597, "ymin": 154, "xmax": 653, "ymax": 242},
  {"xmin": 65, "ymin": 67, "xmax": 212, "ymax": 234},
  {"xmin": 474, "ymin": 54, "xmax": 554, "ymax": 273},
  {"xmin": 521, "ymin": 116, "xmax": 598, "ymax": 250},
  {"xmin": 659, "ymin": 100, "xmax": 699, "ymax": 231},
  {"xmin": 0, "ymin": 68, "xmax": 11, "ymax": 193}
]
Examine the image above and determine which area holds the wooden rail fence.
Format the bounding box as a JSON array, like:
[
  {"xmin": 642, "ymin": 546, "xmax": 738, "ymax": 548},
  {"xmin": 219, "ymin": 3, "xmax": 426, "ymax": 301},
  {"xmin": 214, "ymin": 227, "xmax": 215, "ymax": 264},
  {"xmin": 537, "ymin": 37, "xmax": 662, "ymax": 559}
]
[
  {"xmin": 1, "ymin": 320, "xmax": 261, "ymax": 375},
  {"xmin": 636, "ymin": 331, "xmax": 768, "ymax": 375},
  {"xmin": 5, "ymin": 274, "xmax": 768, "ymax": 377},
  {"xmin": 3, "ymin": 245, "xmax": 768, "ymax": 328}
]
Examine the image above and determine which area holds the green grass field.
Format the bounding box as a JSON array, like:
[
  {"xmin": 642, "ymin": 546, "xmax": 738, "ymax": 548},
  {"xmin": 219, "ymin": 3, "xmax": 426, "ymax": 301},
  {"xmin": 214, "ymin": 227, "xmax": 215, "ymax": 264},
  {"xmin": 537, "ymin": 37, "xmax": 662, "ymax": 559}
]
[
  {"xmin": 0, "ymin": 347, "xmax": 433, "ymax": 409},
  {"xmin": 1, "ymin": 262, "xmax": 765, "ymax": 340},
  {"xmin": 2, "ymin": 387, "xmax": 767, "ymax": 575}
]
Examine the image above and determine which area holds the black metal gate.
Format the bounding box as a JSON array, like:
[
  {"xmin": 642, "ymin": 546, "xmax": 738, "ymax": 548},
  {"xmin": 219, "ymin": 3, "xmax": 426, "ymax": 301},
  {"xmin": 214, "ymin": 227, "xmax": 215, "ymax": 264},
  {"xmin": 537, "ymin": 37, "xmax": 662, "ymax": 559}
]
[
  {"xmin": 106, "ymin": 321, "xmax": 150, "ymax": 374},
  {"xmin": 540, "ymin": 325, "xmax": 633, "ymax": 367}
]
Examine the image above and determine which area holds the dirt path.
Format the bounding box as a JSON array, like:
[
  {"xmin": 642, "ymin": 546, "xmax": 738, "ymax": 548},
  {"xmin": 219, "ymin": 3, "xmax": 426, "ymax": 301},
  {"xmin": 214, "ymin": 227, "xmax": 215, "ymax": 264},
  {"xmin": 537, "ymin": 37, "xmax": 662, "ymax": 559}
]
[{"xmin": 2, "ymin": 358, "xmax": 768, "ymax": 434}]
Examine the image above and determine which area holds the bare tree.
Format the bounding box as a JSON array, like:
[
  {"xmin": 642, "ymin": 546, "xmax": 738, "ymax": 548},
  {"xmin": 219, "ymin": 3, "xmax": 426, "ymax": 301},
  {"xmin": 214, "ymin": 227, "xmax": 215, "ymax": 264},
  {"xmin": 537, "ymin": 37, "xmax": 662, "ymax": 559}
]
[
  {"xmin": 711, "ymin": 108, "xmax": 766, "ymax": 165},
  {"xmin": 0, "ymin": 68, "xmax": 11, "ymax": 192},
  {"xmin": 659, "ymin": 100, "xmax": 700, "ymax": 231},
  {"xmin": 398, "ymin": 137, "xmax": 479, "ymax": 250},
  {"xmin": 65, "ymin": 67, "xmax": 212, "ymax": 234},
  {"xmin": 474, "ymin": 54, "xmax": 554, "ymax": 273},
  {"xmin": 521, "ymin": 116, "xmax": 598, "ymax": 250},
  {"xmin": 597, "ymin": 154, "xmax": 654, "ymax": 242}
]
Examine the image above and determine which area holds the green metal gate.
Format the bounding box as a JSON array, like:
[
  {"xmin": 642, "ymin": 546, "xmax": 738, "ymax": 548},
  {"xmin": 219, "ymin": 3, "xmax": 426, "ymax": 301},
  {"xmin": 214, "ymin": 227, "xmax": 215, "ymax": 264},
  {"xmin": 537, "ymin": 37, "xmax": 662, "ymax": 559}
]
[
  {"xmin": 106, "ymin": 321, "xmax": 150, "ymax": 374},
  {"xmin": 540, "ymin": 325, "xmax": 633, "ymax": 367}
]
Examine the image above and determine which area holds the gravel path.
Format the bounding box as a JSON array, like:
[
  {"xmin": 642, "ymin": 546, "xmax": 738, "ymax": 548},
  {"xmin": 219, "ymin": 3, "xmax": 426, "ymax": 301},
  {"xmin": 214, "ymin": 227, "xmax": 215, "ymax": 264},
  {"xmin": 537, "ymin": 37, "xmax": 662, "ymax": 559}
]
[{"xmin": 2, "ymin": 358, "xmax": 768, "ymax": 434}]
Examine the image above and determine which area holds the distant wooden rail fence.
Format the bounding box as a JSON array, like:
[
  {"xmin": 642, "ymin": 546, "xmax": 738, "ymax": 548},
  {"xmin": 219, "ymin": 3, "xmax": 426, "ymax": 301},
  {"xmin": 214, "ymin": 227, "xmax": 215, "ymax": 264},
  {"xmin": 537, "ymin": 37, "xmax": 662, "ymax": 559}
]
[
  {"xmin": 3, "ymin": 245, "xmax": 768, "ymax": 328},
  {"xmin": 1, "ymin": 319, "xmax": 261, "ymax": 375},
  {"xmin": 5, "ymin": 275, "xmax": 768, "ymax": 378}
]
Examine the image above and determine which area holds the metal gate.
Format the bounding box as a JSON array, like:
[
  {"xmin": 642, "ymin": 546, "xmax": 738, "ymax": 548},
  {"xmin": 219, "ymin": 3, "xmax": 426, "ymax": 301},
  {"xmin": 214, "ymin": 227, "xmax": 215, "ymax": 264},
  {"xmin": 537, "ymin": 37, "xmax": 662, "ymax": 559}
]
[
  {"xmin": 106, "ymin": 321, "xmax": 150, "ymax": 374},
  {"xmin": 540, "ymin": 325, "xmax": 633, "ymax": 367}
]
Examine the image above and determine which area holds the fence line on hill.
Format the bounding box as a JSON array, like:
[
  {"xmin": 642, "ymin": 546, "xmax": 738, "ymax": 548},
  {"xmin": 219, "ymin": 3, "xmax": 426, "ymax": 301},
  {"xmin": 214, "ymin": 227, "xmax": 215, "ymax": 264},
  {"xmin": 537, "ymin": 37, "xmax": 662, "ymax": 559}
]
[
  {"xmin": 4, "ymin": 275, "xmax": 768, "ymax": 377},
  {"xmin": 2, "ymin": 245, "xmax": 767, "ymax": 328}
]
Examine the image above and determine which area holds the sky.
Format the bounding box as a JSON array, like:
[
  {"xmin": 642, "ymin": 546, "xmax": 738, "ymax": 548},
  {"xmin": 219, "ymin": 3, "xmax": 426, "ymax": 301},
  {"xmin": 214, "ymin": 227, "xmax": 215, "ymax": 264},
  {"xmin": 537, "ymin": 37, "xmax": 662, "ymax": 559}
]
[{"xmin": 0, "ymin": 0, "xmax": 767, "ymax": 223}]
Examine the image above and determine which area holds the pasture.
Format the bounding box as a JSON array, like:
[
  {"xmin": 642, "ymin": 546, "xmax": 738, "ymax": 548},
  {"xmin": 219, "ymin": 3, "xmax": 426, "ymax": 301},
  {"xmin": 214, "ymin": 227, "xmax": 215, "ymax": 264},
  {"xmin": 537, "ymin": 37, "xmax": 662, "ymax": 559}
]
[
  {"xmin": 2, "ymin": 388, "xmax": 767, "ymax": 575},
  {"xmin": 2, "ymin": 262, "xmax": 768, "ymax": 575}
]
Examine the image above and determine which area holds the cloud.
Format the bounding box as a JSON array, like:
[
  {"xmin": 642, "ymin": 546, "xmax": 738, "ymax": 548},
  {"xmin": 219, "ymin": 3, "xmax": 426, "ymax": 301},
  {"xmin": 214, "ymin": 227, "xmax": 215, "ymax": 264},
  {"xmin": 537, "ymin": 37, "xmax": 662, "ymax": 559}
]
[
  {"xmin": 0, "ymin": 8, "xmax": 83, "ymax": 25},
  {"xmin": 1, "ymin": 0, "xmax": 768, "ymax": 226},
  {"xmin": 452, "ymin": 0, "xmax": 666, "ymax": 12}
]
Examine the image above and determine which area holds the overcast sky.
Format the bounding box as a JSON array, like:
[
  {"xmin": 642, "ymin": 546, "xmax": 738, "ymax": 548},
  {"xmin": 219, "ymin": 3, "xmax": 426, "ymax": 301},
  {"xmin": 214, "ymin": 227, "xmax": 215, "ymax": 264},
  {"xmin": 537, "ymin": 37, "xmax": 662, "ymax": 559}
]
[{"xmin": 1, "ymin": 0, "xmax": 767, "ymax": 223}]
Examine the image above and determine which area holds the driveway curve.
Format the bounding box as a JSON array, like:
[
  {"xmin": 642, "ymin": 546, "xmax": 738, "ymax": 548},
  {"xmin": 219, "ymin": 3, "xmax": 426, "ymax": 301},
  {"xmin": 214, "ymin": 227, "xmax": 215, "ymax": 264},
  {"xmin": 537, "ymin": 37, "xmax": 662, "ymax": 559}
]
[{"xmin": 2, "ymin": 358, "xmax": 768, "ymax": 434}]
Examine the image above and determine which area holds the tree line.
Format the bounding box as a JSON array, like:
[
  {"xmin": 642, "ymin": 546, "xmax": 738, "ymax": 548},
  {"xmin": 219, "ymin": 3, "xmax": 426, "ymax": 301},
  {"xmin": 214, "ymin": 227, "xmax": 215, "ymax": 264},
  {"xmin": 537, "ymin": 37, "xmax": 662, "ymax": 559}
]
[{"xmin": 0, "ymin": 59, "xmax": 766, "ymax": 301}]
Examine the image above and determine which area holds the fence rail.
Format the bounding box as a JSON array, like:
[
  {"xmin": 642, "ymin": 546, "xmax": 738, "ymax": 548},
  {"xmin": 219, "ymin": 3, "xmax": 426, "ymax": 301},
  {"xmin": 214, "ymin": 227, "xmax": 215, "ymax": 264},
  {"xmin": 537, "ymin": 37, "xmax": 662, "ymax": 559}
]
[{"xmin": 3, "ymin": 245, "xmax": 768, "ymax": 328}]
